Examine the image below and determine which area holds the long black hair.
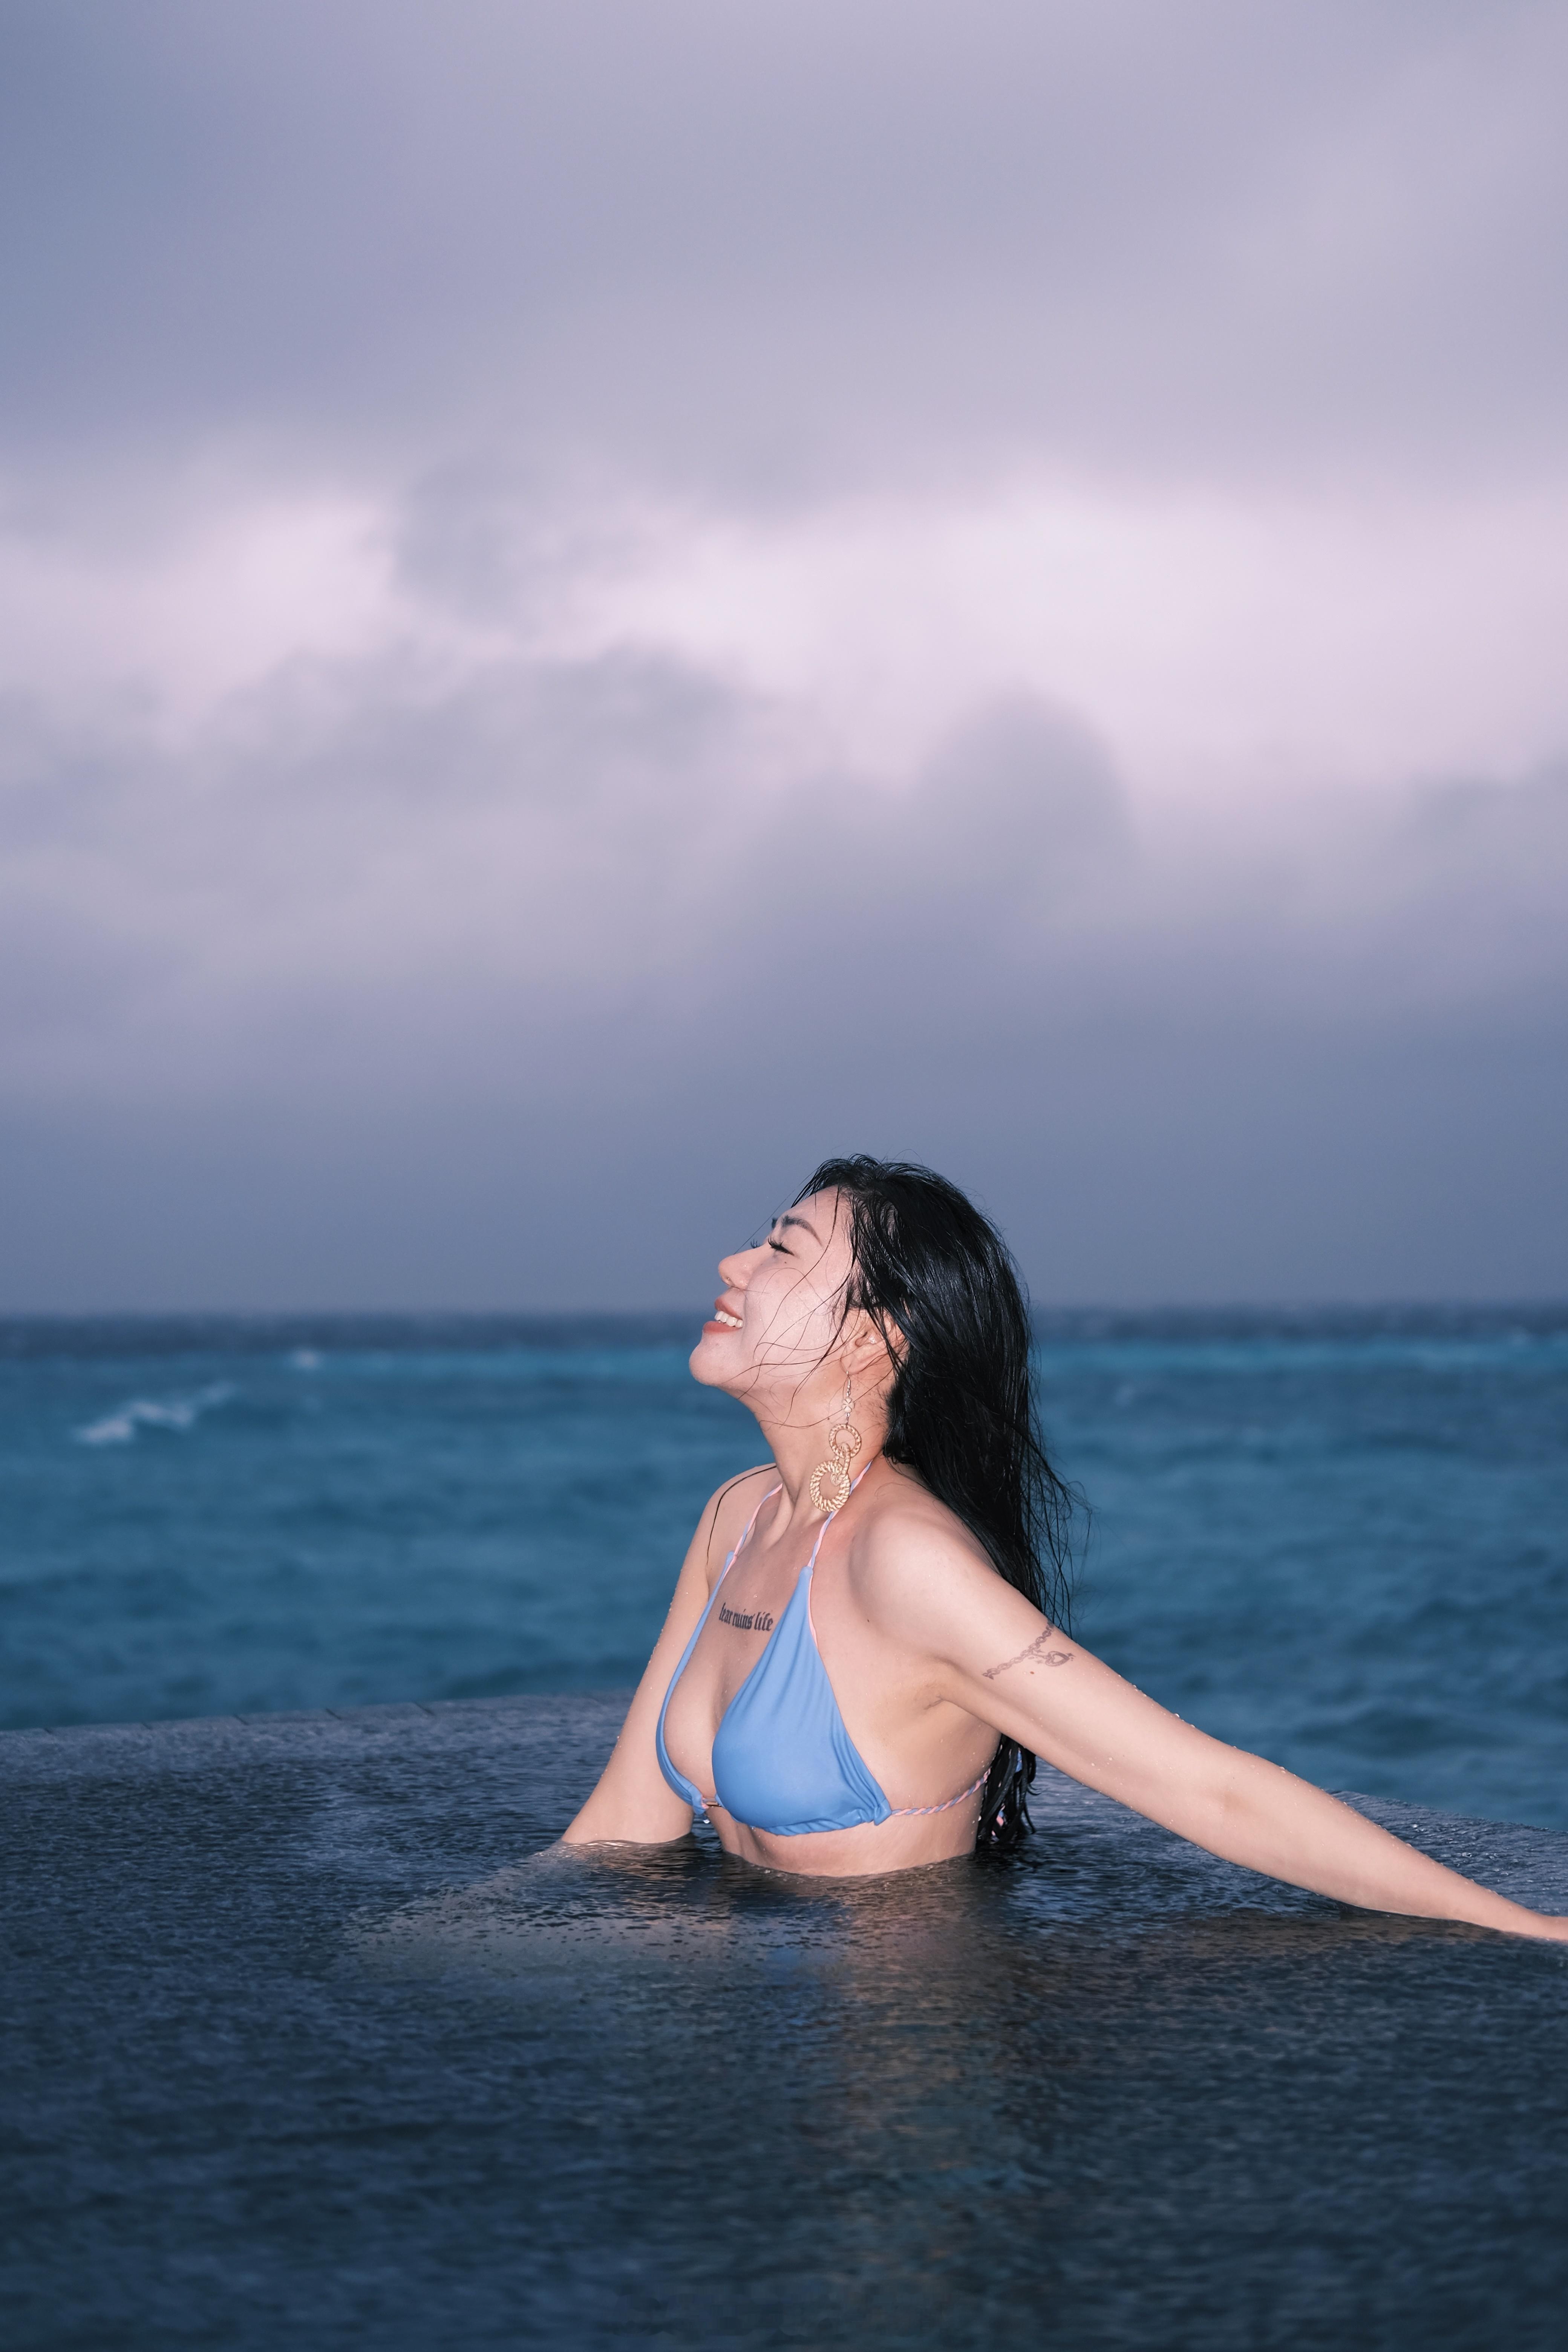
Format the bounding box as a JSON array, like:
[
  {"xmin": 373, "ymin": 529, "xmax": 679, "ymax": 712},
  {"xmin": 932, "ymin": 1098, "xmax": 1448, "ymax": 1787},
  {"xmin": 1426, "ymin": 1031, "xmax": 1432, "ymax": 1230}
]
[{"xmin": 794, "ymin": 1155, "xmax": 1077, "ymax": 1854}]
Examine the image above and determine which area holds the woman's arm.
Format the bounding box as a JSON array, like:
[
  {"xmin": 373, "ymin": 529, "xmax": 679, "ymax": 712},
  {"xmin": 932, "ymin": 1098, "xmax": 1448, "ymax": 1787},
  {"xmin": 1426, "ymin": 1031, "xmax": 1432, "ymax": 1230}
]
[
  {"xmin": 889, "ymin": 1521, "xmax": 1568, "ymax": 1938},
  {"xmin": 560, "ymin": 1465, "xmax": 775, "ymax": 1847}
]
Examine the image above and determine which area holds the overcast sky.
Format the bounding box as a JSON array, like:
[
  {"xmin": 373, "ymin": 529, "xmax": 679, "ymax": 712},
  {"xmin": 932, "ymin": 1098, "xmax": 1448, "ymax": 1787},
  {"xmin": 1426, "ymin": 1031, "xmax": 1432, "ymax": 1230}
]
[{"xmin": 2, "ymin": 0, "xmax": 1565, "ymax": 1309}]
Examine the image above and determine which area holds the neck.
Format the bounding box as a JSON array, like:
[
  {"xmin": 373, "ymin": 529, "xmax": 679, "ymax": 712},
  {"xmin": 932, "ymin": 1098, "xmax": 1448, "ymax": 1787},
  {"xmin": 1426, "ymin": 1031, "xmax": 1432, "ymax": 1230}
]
[{"xmin": 747, "ymin": 1392, "xmax": 888, "ymax": 1519}]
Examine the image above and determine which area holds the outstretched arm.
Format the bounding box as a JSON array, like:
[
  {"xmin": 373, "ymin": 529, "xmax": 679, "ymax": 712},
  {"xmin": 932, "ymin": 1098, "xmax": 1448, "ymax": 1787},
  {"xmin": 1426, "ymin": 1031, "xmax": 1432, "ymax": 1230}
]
[
  {"xmin": 561, "ymin": 1465, "xmax": 775, "ymax": 1847},
  {"xmin": 902, "ymin": 1534, "xmax": 1567, "ymax": 1939}
]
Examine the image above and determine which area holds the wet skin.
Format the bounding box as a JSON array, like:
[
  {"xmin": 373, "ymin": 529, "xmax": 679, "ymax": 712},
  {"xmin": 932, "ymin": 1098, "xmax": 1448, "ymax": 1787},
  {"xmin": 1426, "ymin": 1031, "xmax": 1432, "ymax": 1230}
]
[{"xmin": 565, "ymin": 1191, "xmax": 1568, "ymax": 1937}]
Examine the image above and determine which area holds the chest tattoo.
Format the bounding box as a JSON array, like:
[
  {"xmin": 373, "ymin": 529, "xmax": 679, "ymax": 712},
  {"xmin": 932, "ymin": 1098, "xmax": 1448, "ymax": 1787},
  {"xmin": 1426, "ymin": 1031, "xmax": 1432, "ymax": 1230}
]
[{"xmin": 718, "ymin": 1601, "xmax": 776, "ymax": 1634}]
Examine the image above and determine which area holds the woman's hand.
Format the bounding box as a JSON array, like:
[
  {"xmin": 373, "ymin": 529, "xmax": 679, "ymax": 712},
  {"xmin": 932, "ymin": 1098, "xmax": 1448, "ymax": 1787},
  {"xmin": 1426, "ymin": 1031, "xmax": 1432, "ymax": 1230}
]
[
  {"xmin": 876, "ymin": 1507, "xmax": 1565, "ymax": 1938},
  {"xmin": 560, "ymin": 1464, "xmax": 776, "ymax": 1848}
]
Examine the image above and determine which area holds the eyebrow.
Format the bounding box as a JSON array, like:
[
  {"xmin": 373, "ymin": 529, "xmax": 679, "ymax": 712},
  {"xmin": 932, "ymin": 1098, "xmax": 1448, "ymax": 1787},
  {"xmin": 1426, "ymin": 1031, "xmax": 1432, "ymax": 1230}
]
[{"xmin": 777, "ymin": 1212, "xmax": 820, "ymax": 1241}]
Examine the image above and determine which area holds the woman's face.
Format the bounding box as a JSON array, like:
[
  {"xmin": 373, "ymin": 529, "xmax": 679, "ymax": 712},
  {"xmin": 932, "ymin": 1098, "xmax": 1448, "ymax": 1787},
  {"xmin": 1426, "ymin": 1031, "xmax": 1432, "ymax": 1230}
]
[{"xmin": 689, "ymin": 1189, "xmax": 860, "ymax": 1418}]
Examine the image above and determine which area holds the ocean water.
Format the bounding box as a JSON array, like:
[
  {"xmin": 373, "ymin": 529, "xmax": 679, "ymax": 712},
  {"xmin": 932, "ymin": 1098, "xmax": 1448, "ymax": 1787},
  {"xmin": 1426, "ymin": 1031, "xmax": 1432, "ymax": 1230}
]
[{"xmin": 2, "ymin": 1308, "xmax": 1565, "ymax": 1828}]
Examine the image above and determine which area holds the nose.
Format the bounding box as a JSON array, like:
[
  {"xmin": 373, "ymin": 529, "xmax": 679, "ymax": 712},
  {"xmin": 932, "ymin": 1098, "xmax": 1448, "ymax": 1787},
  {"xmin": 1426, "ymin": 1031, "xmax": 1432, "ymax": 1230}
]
[{"xmin": 717, "ymin": 1244, "xmax": 754, "ymax": 1288}]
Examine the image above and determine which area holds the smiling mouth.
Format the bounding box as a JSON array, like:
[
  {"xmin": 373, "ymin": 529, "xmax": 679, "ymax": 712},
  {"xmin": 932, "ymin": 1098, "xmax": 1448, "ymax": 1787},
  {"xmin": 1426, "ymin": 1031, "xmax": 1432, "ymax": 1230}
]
[{"xmin": 712, "ymin": 1308, "xmax": 742, "ymax": 1329}]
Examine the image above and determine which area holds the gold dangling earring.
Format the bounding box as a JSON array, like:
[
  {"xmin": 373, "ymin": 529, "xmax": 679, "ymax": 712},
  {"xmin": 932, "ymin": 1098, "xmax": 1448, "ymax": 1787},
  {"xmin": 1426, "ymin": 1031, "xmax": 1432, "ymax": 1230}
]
[{"xmin": 809, "ymin": 1371, "xmax": 863, "ymax": 1514}]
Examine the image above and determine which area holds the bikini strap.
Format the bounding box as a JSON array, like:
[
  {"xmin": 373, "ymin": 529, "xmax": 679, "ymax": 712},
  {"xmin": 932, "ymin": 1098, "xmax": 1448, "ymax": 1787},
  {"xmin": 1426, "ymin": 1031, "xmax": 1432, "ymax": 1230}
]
[
  {"xmin": 803, "ymin": 1461, "xmax": 874, "ymax": 1572},
  {"xmin": 663, "ymin": 1475, "xmax": 783, "ymax": 1816},
  {"xmin": 802, "ymin": 1465, "xmax": 986, "ymax": 1825},
  {"xmin": 722, "ymin": 1478, "xmax": 783, "ymax": 1575},
  {"xmin": 887, "ymin": 1767, "xmax": 991, "ymax": 1820}
]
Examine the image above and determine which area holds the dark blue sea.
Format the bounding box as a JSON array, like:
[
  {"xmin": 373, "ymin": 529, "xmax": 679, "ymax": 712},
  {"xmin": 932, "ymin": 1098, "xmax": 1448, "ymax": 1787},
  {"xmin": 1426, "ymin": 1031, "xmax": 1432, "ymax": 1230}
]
[{"xmin": 3, "ymin": 1307, "xmax": 1566, "ymax": 1829}]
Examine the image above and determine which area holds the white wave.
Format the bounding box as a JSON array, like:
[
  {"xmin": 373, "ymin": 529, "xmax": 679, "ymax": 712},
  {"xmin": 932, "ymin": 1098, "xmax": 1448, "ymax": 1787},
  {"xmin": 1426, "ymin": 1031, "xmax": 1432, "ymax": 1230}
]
[{"xmin": 74, "ymin": 1382, "xmax": 235, "ymax": 1447}]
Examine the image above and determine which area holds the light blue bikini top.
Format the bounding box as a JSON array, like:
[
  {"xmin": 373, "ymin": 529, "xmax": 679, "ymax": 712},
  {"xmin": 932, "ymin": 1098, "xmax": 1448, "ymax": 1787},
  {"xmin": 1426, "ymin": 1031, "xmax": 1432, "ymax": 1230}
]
[{"xmin": 655, "ymin": 1475, "xmax": 987, "ymax": 1838}]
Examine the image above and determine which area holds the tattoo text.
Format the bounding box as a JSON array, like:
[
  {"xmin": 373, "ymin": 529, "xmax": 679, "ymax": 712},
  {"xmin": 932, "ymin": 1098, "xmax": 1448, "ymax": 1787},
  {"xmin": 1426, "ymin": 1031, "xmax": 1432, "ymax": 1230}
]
[{"xmin": 718, "ymin": 1602, "xmax": 776, "ymax": 1634}]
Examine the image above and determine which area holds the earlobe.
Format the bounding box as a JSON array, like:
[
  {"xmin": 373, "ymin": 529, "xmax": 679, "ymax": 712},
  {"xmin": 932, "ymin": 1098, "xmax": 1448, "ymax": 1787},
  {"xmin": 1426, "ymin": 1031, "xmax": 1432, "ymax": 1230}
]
[{"xmin": 858, "ymin": 1317, "xmax": 905, "ymax": 1388}]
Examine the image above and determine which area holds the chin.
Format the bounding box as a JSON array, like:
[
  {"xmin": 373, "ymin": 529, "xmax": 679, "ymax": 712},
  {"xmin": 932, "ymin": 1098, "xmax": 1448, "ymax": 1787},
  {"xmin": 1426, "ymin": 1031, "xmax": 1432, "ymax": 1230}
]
[{"xmin": 689, "ymin": 1332, "xmax": 745, "ymax": 1392}]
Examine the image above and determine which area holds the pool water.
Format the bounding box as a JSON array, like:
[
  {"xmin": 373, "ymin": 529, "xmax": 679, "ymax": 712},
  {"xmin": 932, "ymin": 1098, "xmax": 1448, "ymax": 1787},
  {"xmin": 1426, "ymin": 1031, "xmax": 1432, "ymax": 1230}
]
[{"xmin": 5, "ymin": 1696, "xmax": 1567, "ymax": 2350}]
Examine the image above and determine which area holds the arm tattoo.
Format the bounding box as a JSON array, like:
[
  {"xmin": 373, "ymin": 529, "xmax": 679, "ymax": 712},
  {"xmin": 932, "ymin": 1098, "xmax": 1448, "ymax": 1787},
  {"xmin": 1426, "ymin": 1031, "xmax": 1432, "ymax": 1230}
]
[{"xmin": 983, "ymin": 1628, "xmax": 1073, "ymax": 1681}]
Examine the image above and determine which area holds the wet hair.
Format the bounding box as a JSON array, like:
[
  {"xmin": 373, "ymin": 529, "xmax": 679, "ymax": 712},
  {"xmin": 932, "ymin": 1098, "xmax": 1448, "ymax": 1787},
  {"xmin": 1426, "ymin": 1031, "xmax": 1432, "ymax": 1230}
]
[{"xmin": 794, "ymin": 1155, "xmax": 1077, "ymax": 1855}]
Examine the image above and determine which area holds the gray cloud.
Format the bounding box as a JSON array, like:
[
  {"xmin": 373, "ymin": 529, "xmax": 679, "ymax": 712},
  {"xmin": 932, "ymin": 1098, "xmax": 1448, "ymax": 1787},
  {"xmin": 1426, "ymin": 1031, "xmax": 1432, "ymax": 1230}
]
[
  {"xmin": 2, "ymin": 3, "xmax": 1566, "ymax": 1307},
  {"xmin": 2, "ymin": 618, "xmax": 1564, "ymax": 1303},
  {"xmin": 4, "ymin": 2, "xmax": 1567, "ymax": 490}
]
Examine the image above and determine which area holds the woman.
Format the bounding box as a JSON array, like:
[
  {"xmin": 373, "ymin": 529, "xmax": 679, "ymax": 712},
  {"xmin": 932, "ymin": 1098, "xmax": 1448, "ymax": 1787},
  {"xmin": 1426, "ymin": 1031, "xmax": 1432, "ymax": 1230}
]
[{"xmin": 566, "ymin": 1156, "xmax": 1566, "ymax": 1937}]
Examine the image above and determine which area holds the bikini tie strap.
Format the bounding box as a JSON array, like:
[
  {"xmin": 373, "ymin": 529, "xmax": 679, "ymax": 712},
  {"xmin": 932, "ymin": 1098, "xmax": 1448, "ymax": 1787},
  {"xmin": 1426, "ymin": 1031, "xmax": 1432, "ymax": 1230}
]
[{"xmin": 887, "ymin": 1767, "xmax": 991, "ymax": 1821}]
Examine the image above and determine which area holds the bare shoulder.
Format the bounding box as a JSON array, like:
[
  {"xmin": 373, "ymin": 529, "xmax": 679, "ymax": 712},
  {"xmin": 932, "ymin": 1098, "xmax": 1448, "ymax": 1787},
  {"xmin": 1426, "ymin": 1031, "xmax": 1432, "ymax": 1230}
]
[
  {"xmin": 845, "ymin": 1470, "xmax": 1003, "ymax": 1633},
  {"xmin": 697, "ymin": 1462, "xmax": 779, "ymax": 1579}
]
